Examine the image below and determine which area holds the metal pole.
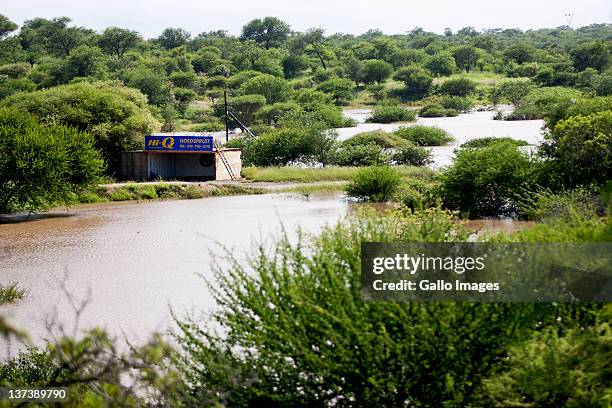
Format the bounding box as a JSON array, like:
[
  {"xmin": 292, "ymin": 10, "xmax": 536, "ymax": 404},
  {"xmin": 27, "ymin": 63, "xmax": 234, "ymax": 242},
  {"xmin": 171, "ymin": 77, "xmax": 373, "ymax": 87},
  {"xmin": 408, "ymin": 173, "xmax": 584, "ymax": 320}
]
[{"xmin": 223, "ymin": 85, "xmax": 229, "ymax": 143}]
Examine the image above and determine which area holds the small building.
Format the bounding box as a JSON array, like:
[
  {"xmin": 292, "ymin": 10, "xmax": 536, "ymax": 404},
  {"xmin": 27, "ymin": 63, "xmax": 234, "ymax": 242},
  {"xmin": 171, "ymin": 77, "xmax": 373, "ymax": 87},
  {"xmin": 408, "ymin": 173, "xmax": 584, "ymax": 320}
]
[{"xmin": 120, "ymin": 133, "xmax": 241, "ymax": 181}]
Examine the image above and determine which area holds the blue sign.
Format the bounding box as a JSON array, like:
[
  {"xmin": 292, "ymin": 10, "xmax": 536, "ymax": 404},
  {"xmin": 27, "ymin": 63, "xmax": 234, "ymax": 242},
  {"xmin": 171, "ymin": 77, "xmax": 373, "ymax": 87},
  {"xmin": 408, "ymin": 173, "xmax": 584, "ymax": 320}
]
[{"xmin": 145, "ymin": 135, "xmax": 214, "ymax": 152}]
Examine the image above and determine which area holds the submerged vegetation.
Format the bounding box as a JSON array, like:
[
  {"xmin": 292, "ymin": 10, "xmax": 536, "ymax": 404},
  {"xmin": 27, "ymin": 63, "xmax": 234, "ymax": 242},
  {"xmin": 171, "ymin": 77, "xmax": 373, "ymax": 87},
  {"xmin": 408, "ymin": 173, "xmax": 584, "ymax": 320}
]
[{"xmin": 0, "ymin": 11, "xmax": 611, "ymax": 407}]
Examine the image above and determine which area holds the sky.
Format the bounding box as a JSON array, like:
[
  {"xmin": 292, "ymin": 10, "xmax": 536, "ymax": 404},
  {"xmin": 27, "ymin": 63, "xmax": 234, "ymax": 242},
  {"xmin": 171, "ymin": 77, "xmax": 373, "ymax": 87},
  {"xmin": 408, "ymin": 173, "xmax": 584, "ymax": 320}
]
[{"xmin": 3, "ymin": 0, "xmax": 612, "ymax": 38}]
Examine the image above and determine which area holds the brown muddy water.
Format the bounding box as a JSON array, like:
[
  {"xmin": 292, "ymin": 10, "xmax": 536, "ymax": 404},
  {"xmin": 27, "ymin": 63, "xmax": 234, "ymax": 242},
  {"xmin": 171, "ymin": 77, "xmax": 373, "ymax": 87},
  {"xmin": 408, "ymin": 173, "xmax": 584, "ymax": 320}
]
[
  {"xmin": 0, "ymin": 193, "xmax": 533, "ymax": 356},
  {"xmin": 0, "ymin": 194, "xmax": 350, "ymax": 353}
]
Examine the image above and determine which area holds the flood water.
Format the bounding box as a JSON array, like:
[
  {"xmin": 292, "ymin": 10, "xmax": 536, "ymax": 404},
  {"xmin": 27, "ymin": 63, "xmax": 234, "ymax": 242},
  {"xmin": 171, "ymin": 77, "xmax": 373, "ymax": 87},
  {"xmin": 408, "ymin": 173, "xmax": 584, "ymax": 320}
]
[
  {"xmin": 339, "ymin": 107, "xmax": 545, "ymax": 167},
  {"xmin": 1, "ymin": 110, "xmax": 543, "ymax": 353},
  {"xmin": 0, "ymin": 194, "xmax": 348, "ymax": 353}
]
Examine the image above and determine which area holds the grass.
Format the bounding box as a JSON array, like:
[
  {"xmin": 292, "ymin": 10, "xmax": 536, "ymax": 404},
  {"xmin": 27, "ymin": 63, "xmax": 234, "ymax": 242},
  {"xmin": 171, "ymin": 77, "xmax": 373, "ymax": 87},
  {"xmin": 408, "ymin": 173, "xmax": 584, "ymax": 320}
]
[
  {"xmin": 278, "ymin": 182, "xmax": 347, "ymax": 196},
  {"xmin": 76, "ymin": 182, "xmax": 266, "ymax": 204},
  {"xmin": 432, "ymin": 72, "xmax": 521, "ymax": 86},
  {"xmin": 242, "ymin": 166, "xmax": 436, "ymax": 183},
  {"xmin": 0, "ymin": 283, "xmax": 26, "ymax": 305}
]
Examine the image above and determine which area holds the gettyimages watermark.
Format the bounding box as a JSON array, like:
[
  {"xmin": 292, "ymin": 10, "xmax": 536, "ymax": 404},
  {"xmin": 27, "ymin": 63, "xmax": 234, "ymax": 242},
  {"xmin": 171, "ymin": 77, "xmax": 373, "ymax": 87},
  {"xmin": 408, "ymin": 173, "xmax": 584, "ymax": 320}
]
[{"xmin": 361, "ymin": 243, "xmax": 612, "ymax": 302}]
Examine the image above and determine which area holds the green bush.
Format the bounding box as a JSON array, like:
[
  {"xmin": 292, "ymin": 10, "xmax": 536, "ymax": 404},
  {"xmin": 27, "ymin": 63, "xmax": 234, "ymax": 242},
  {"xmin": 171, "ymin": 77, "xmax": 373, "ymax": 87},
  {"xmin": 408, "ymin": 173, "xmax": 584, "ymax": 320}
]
[
  {"xmin": 539, "ymin": 110, "xmax": 612, "ymax": 188},
  {"xmin": 174, "ymin": 207, "xmax": 595, "ymax": 407},
  {"xmin": 545, "ymin": 95, "xmax": 612, "ymax": 129},
  {"xmin": 478, "ymin": 322, "xmax": 612, "ymax": 407},
  {"xmin": 441, "ymin": 140, "xmax": 539, "ymax": 216},
  {"xmin": 342, "ymin": 130, "xmax": 406, "ymax": 148},
  {"xmin": 519, "ymin": 187, "xmax": 603, "ymax": 221},
  {"xmin": 0, "ymin": 107, "xmax": 104, "ymax": 213},
  {"xmin": 243, "ymin": 127, "xmax": 336, "ymax": 166},
  {"xmin": 2, "ymin": 81, "xmax": 159, "ymax": 174},
  {"xmin": 459, "ymin": 137, "xmax": 528, "ymax": 149},
  {"xmin": 331, "ymin": 144, "xmax": 389, "ymax": 166},
  {"xmin": 393, "ymin": 66, "xmax": 433, "ymax": 99},
  {"xmin": 508, "ymin": 86, "xmax": 583, "ymax": 120},
  {"xmin": 365, "ymin": 105, "xmax": 416, "ymax": 123},
  {"xmin": 345, "ymin": 166, "xmax": 402, "ymax": 201},
  {"xmin": 190, "ymin": 122, "xmax": 225, "ymax": 132},
  {"xmin": 396, "ymin": 177, "xmax": 441, "ymax": 210},
  {"xmin": 394, "ymin": 125, "xmax": 454, "ymax": 146},
  {"xmin": 437, "ymin": 77, "xmax": 477, "ymax": 96},
  {"xmin": 392, "ymin": 144, "xmax": 432, "ymax": 166},
  {"xmin": 418, "ymin": 103, "xmax": 458, "ymax": 117}
]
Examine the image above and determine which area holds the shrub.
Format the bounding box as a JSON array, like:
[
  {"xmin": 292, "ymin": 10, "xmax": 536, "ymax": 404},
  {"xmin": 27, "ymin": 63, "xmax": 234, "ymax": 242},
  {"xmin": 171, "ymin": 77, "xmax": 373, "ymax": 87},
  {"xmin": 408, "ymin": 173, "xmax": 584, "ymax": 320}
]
[
  {"xmin": 0, "ymin": 108, "xmax": 105, "ymax": 213},
  {"xmin": 345, "ymin": 166, "xmax": 402, "ymax": 202},
  {"xmin": 316, "ymin": 77, "xmax": 356, "ymax": 105},
  {"xmin": 491, "ymin": 80, "xmax": 533, "ymax": 106},
  {"xmin": 519, "ymin": 187, "xmax": 603, "ymax": 221},
  {"xmin": 243, "ymin": 127, "xmax": 336, "ymax": 166},
  {"xmin": 255, "ymin": 102, "xmax": 302, "ymax": 125},
  {"xmin": 342, "ymin": 130, "xmax": 406, "ymax": 148},
  {"xmin": 365, "ymin": 105, "xmax": 416, "ymax": 123},
  {"xmin": 392, "ymin": 144, "xmax": 432, "ymax": 166},
  {"xmin": 331, "ymin": 144, "xmax": 389, "ymax": 166},
  {"xmin": 228, "ymin": 94, "xmax": 267, "ymax": 126},
  {"xmin": 393, "ymin": 66, "xmax": 433, "ymax": 99},
  {"xmin": 394, "ymin": 125, "xmax": 454, "ymax": 146},
  {"xmin": 441, "ymin": 140, "xmax": 539, "ymax": 216},
  {"xmin": 190, "ymin": 122, "xmax": 225, "ymax": 132},
  {"xmin": 478, "ymin": 323, "xmax": 612, "ymax": 407},
  {"xmin": 183, "ymin": 185, "xmax": 204, "ymax": 199},
  {"xmin": 437, "ymin": 77, "xmax": 477, "ymax": 96},
  {"xmin": 438, "ymin": 95, "xmax": 473, "ymax": 111},
  {"xmin": 175, "ymin": 207, "xmax": 592, "ymax": 407},
  {"xmin": 545, "ymin": 95, "xmax": 612, "ymax": 129},
  {"xmin": 3, "ymin": 81, "xmax": 159, "ymax": 174},
  {"xmin": 459, "ymin": 137, "xmax": 528, "ymax": 149},
  {"xmin": 239, "ymin": 73, "xmax": 291, "ymax": 104},
  {"xmin": 539, "ymin": 110, "xmax": 612, "ymax": 188},
  {"xmin": 509, "ymin": 86, "xmax": 583, "ymax": 120},
  {"xmin": 418, "ymin": 103, "xmax": 458, "ymax": 117},
  {"xmin": 396, "ymin": 178, "xmax": 441, "ymax": 210}
]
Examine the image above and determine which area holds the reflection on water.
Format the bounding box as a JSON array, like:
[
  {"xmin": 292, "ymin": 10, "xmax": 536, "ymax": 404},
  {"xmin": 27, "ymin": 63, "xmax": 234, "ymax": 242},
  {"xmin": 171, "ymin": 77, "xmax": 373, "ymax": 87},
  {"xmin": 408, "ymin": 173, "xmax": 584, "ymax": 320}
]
[
  {"xmin": 0, "ymin": 194, "xmax": 349, "ymax": 351},
  {"xmin": 340, "ymin": 107, "xmax": 545, "ymax": 168}
]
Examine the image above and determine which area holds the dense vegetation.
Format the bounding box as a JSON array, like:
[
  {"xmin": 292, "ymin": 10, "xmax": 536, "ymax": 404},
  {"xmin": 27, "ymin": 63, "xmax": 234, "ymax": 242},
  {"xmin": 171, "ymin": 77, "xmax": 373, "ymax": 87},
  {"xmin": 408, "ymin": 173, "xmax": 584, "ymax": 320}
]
[{"xmin": 0, "ymin": 13, "xmax": 611, "ymax": 407}]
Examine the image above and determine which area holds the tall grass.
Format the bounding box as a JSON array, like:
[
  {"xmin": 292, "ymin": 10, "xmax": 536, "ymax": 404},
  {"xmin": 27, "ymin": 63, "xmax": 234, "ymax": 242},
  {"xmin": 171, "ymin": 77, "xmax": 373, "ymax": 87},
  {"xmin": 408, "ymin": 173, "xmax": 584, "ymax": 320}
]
[
  {"xmin": 0, "ymin": 283, "xmax": 26, "ymax": 305},
  {"xmin": 242, "ymin": 165, "xmax": 435, "ymax": 182}
]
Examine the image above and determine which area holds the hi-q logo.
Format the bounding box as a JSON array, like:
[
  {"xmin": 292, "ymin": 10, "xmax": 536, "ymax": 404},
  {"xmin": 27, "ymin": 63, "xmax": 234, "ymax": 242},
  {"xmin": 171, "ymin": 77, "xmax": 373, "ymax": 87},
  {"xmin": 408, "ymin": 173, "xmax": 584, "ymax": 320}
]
[{"xmin": 147, "ymin": 137, "xmax": 175, "ymax": 149}]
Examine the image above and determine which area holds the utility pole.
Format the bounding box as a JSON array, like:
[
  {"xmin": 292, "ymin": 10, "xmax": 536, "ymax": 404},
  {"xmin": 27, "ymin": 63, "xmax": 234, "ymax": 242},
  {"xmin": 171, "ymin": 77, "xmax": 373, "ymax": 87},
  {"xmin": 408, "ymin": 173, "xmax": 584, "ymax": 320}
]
[{"xmin": 223, "ymin": 84, "xmax": 229, "ymax": 143}]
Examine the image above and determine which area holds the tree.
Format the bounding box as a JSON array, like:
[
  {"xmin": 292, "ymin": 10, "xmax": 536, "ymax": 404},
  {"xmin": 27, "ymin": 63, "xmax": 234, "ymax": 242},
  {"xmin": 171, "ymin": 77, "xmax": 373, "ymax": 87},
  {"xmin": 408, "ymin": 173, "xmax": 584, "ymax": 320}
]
[
  {"xmin": 438, "ymin": 77, "xmax": 477, "ymax": 96},
  {"xmin": 393, "ymin": 66, "xmax": 433, "ymax": 98},
  {"xmin": 239, "ymin": 73, "xmax": 291, "ymax": 104},
  {"xmin": 345, "ymin": 57, "xmax": 363, "ymax": 85},
  {"xmin": 0, "ymin": 107, "xmax": 104, "ymax": 213},
  {"xmin": 442, "ymin": 140, "xmax": 539, "ymax": 216},
  {"xmin": 122, "ymin": 67, "xmax": 173, "ymax": 106},
  {"xmin": 98, "ymin": 27, "xmax": 140, "ymax": 59},
  {"xmin": 503, "ymin": 43, "xmax": 536, "ymax": 64},
  {"xmin": 571, "ymin": 41, "xmax": 610, "ymax": 72},
  {"xmin": 157, "ymin": 28, "xmax": 190, "ymax": 50},
  {"xmin": 491, "ymin": 81, "xmax": 533, "ymax": 106},
  {"xmin": 360, "ymin": 59, "xmax": 393, "ymax": 84},
  {"xmin": 61, "ymin": 45, "xmax": 108, "ymax": 81},
  {"xmin": 0, "ymin": 14, "xmax": 18, "ymax": 38},
  {"xmin": 316, "ymin": 77, "xmax": 355, "ymax": 105},
  {"xmin": 540, "ymin": 110, "xmax": 612, "ymax": 188},
  {"xmin": 3, "ymin": 81, "xmax": 159, "ymax": 174},
  {"xmin": 303, "ymin": 28, "xmax": 330, "ymax": 70},
  {"xmin": 240, "ymin": 17, "xmax": 290, "ymax": 49},
  {"xmin": 19, "ymin": 17, "xmax": 92, "ymax": 58},
  {"xmin": 425, "ymin": 53, "xmax": 457, "ymax": 77},
  {"xmin": 229, "ymin": 94, "xmax": 267, "ymax": 126},
  {"xmin": 453, "ymin": 45, "xmax": 480, "ymax": 72}
]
